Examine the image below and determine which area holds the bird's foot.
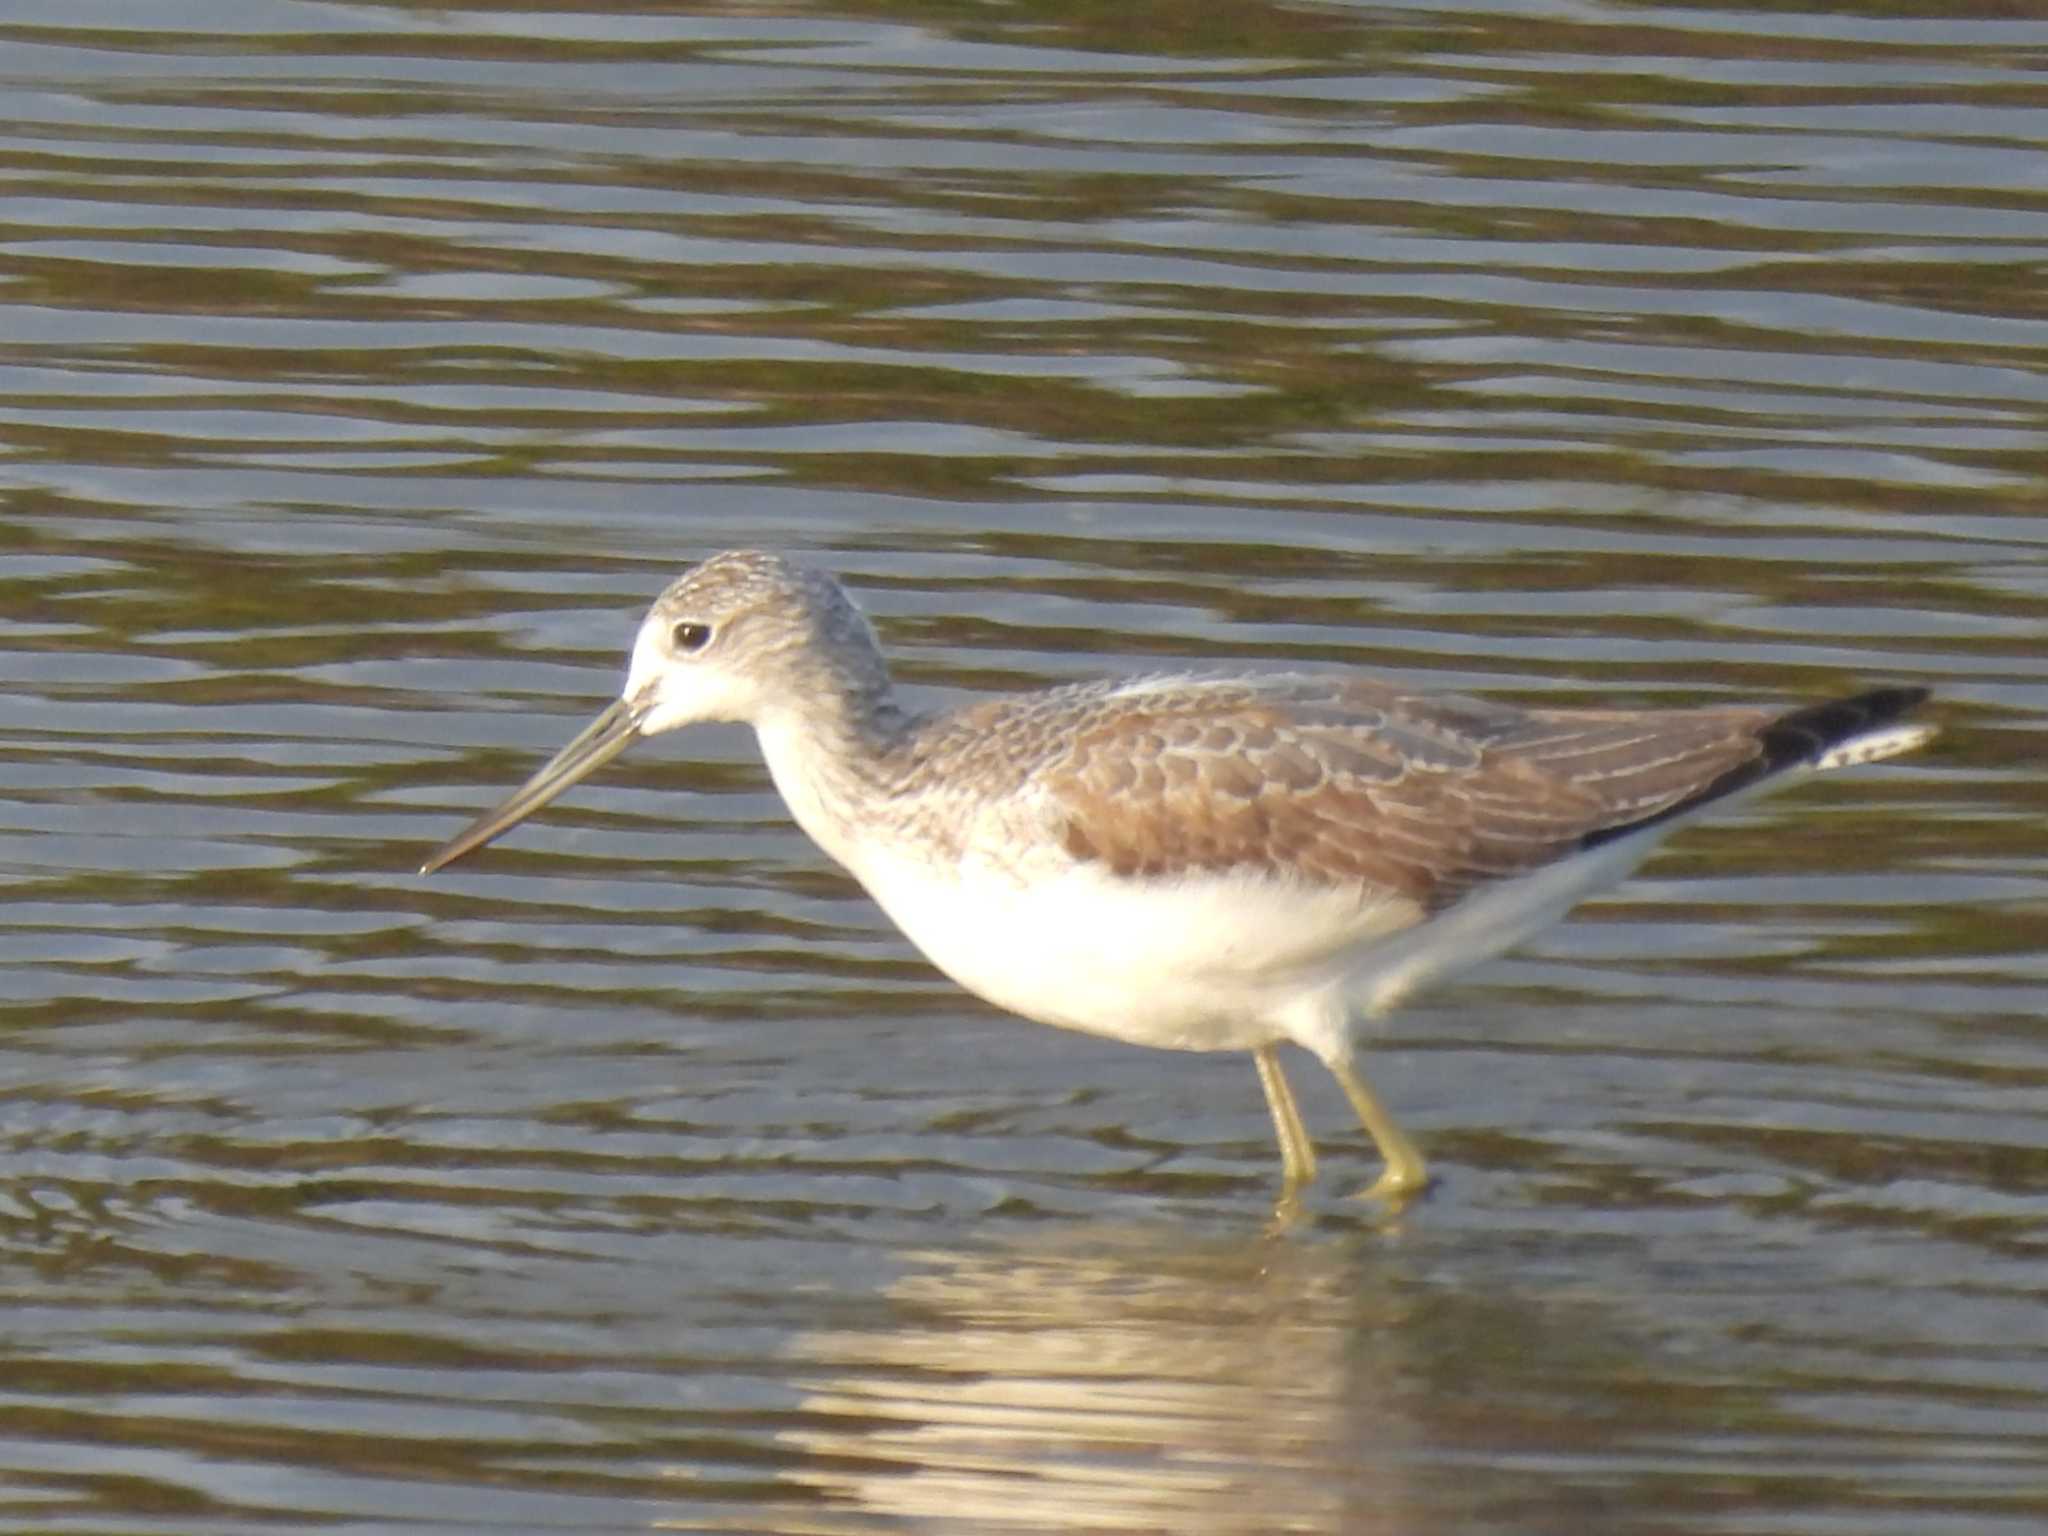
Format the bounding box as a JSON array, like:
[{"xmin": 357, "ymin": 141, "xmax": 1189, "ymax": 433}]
[{"xmin": 1352, "ymin": 1163, "xmax": 1433, "ymax": 1206}]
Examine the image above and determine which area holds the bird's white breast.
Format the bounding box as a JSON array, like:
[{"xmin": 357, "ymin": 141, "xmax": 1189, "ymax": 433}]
[{"xmin": 843, "ymin": 839, "xmax": 1425, "ymax": 1052}]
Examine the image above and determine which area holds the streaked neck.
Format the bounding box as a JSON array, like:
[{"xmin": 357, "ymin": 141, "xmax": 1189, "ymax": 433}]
[{"xmin": 751, "ymin": 640, "xmax": 920, "ymax": 872}]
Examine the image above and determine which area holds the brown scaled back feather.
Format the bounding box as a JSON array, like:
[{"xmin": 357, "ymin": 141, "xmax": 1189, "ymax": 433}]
[{"xmin": 960, "ymin": 676, "xmax": 1928, "ymax": 913}]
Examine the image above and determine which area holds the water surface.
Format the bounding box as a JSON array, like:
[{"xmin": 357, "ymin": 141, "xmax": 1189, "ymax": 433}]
[{"xmin": 2, "ymin": 3, "xmax": 2044, "ymax": 1532}]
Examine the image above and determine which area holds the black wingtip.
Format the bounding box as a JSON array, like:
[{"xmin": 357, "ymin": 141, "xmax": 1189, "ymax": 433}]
[
  {"xmin": 1755, "ymin": 685, "xmax": 1931, "ymax": 772},
  {"xmin": 1578, "ymin": 685, "xmax": 1932, "ymax": 852}
]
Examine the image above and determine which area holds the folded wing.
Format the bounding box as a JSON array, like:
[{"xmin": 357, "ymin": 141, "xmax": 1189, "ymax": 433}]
[{"xmin": 1034, "ymin": 677, "xmax": 1929, "ymax": 912}]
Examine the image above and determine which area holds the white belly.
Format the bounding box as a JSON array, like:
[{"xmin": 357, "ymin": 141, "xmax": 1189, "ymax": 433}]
[
  {"xmin": 839, "ymin": 817, "xmax": 1682, "ymax": 1061},
  {"xmin": 848, "ymin": 847, "xmax": 1423, "ymax": 1053}
]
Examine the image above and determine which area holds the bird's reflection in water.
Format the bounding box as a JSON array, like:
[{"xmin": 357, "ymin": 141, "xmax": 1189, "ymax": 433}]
[{"xmin": 765, "ymin": 1221, "xmax": 1435, "ymax": 1534}]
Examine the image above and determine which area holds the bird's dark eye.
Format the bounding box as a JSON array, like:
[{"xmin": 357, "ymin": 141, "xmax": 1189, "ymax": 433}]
[{"xmin": 671, "ymin": 620, "xmax": 712, "ymax": 653}]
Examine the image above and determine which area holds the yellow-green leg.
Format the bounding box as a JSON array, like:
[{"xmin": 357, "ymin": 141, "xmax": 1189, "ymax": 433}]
[
  {"xmin": 1329, "ymin": 1056, "xmax": 1430, "ymax": 1202},
  {"xmin": 1252, "ymin": 1043, "xmax": 1318, "ymax": 1191}
]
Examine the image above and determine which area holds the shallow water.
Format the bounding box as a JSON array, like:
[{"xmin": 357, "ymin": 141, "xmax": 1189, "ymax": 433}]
[{"xmin": 2, "ymin": 3, "xmax": 2045, "ymax": 1532}]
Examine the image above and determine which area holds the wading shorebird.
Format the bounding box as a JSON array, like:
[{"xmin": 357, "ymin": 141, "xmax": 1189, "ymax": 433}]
[{"xmin": 421, "ymin": 551, "xmax": 1934, "ymax": 1208}]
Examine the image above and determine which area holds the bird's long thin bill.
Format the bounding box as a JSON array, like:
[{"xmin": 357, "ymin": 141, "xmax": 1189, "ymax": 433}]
[{"xmin": 420, "ymin": 699, "xmax": 642, "ymax": 875}]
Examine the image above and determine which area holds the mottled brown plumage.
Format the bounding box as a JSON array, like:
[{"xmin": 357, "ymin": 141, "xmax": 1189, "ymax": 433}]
[{"xmin": 871, "ymin": 673, "xmax": 1926, "ymax": 915}]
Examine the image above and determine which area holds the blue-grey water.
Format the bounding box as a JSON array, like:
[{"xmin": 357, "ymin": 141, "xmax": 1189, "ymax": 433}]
[{"xmin": 2, "ymin": 3, "xmax": 2044, "ymax": 1533}]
